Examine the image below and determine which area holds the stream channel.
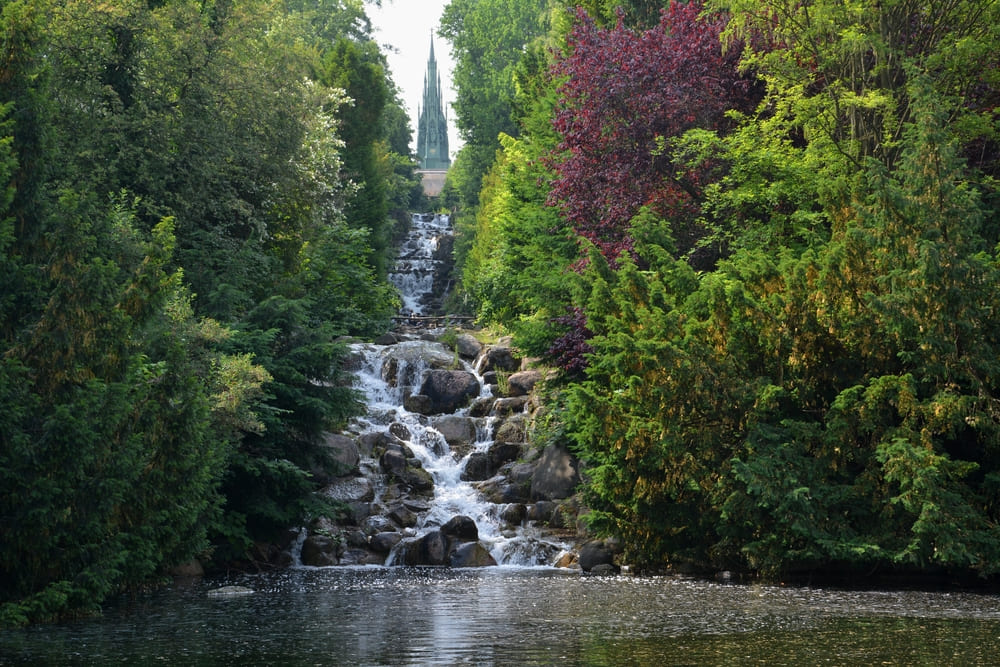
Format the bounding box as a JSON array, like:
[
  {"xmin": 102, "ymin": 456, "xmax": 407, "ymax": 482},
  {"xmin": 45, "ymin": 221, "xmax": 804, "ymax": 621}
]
[
  {"xmin": 2, "ymin": 568, "xmax": 1000, "ymax": 664},
  {"xmin": 3, "ymin": 214, "xmax": 1000, "ymax": 664}
]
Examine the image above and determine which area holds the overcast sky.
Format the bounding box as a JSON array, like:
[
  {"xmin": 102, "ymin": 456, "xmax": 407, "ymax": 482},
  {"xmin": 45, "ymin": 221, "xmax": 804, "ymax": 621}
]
[{"xmin": 367, "ymin": 0, "xmax": 463, "ymax": 158}]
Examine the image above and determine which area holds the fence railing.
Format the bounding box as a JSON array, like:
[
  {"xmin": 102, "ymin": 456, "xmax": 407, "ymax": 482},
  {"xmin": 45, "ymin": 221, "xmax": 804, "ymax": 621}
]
[{"xmin": 391, "ymin": 314, "xmax": 475, "ymax": 329}]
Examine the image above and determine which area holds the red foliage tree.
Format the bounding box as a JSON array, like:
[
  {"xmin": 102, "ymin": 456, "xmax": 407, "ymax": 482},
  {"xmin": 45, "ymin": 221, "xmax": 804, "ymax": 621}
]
[{"xmin": 549, "ymin": 1, "xmax": 758, "ymax": 261}]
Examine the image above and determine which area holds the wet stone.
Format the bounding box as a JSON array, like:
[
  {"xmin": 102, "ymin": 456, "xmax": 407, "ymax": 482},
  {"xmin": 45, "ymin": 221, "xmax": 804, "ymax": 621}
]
[
  {"xmin": 441, "ymin": 515, "xmax": 478, "ymax": 541},
  {"xmin": 389, "ymin": 422, "xmax": 412, "ymax": 441},
  {"xmin": 322, "ymin": 477, "xmax": 374, "ymax": 503},
  {"xmin": 402, "ymin": 498, "xmax": 431, "ymax": 513},
  {"xmin": 500, "ymin": 504, "xmax": 527, "ymax": 526},
  {"xmin": 370, "ymin": 532, "xmax": 402, "ymax": 554},
  {"xmin": 492, "ymin": 396, "xmax": 530, "ymax": 417},
  {"xmin": 461, "ymin": 452, "xmax": 492, "ymax": 482},
  {"xmin": 388, "ymin": 505, "xmax": 418, "ymax": 528},
  {"xmin": 449, "ymin": 541, "xmax": 497, "ymax": 568}
]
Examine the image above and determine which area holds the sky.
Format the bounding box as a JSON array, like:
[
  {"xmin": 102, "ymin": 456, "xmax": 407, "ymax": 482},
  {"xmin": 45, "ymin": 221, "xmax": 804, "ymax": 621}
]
[{"xmin": 367, "ymin": 0, "xmax": 463, "ymax": 159}]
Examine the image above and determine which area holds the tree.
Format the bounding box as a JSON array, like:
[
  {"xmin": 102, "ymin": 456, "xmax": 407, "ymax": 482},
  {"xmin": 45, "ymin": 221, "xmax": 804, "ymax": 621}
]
[
  {"xmin": 458, "ymin": 41, "xmax": 580, "ymax": 355},
  {"xmin": 716, "ymin": 0, "xmax": 1000, "ymax": 192},
  {"xmin": 549, "ymin": 1, "xmax": 758, "ymax": 262},
  {"xmin": 565, "ymin": 0, "xmax": 1000, "ymax": 577},
  {"xmin": 321, "ymin": 37, "xmax": 394, "ymax": 275},
  {"xmin": 1, "ymin": 0, "xmax": 409, "ymax": 622},
  {"xmin": 440, "ymin": 0, "xmax": 554, "ymax": 217}
]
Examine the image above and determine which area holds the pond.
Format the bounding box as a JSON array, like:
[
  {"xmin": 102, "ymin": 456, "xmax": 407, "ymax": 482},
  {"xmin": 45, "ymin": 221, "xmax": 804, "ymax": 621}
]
[{"xmin": 2, "ymin": 567, "xmax": 999, "ymax": 665}]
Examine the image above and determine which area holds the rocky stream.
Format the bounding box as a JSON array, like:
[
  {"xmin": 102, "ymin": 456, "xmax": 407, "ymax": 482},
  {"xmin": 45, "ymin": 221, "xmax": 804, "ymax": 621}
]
[{"xmin": 262, "ymin": 214, "xmax": 614, "ymax": 573}]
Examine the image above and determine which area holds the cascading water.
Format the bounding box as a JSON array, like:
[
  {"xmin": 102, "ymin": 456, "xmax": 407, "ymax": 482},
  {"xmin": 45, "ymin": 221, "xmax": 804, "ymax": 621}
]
[
  {"xmin": 388, "ymin": 213, "xmax": 451, "ymax": 317},
  {"xmin": 345, "ymin": 344, "xmax": 566, "ymax": 566},
  {"xmin": 336, "ymin": 211, "xmax": 569, "ymax": 567}
]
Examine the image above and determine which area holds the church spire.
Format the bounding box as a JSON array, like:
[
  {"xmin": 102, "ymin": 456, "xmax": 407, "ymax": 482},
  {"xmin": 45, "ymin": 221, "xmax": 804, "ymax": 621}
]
[{"xmin": 416, "ymin": 36, "xmax": 450, "ymax": 170}]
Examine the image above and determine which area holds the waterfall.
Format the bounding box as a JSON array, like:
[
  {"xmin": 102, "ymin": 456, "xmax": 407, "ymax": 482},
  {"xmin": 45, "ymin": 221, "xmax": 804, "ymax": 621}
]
[
  {"xmin": 388, "ymin": 212, "xmax": 451, "ymax": 317},
  {"xmin": 333, "ymin": 212, "xmax": 570, "ymax": 567},
  {"xmin": 345, "ymin": 343, "xmax": 567, "ymax": 566}
]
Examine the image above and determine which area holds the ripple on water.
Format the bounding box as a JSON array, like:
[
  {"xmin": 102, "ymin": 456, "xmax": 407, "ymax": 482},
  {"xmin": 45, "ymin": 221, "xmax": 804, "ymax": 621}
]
[{"xmin": 3, "ymin": 569, "xmax": 1000, "ymax": 665}]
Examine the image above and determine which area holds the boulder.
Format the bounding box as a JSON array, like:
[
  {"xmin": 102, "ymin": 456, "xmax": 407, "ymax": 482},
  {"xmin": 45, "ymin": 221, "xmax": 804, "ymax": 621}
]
[
  {"xmin": 403, "ymin": 530, "xmax": 449, "ymax": 566},
  {"xmin": 301, "ymin": 534, "xmax": 339, "ymax": 567},
  {"xmin": 361, "ymin": 515, "xmax": 395, "ymax": 535},
  {"xmin": 553, "ymin": 552, "xmax": 578, "ymax": 569},
  {"xmin": 449, "ymin": 541, "xmax": 497, "ymax": 568},
  {"xmin": 578, "ymin": 540, "xmax": 616, "ymax": 572},
  {"xmin": 530, "ymin": 442, "xmax": 581, "ymax": 501},
  {"xmin": 380, "ymin": 448, "xmax": 408, "ymax": 477},
  {"xmin": 373, "ymin": 332, "xmax": 399, "ymax": 345},
  {"xmin": 388, "ymin": 504, "xmax": 418, "ymax": 528},
  {"xmin": 403, "ymin": 394, "xmax": 434, "ymax": 414},
  {"xmin": 506, "ymin": 370, "xmax": 542, "ymax": 397},
  {"xmin": 389, "ymin": 422, "xmax": 412, "ymax": 441},
  {"xmin": 338, "ymin": 548, "xmax": 383, "ymax": 566},
  {"xmin": 477, "ymin": 345, "xmax": 520, "ymax": 373},
  {"xmin": 527, "ymin": 501, "xmax": 557, "ymax": 523},
  {"xmin": 432, "ymin": 415, "xmax": 477, "ymax": 452},
  {"xmin": 418, "ymin": 370, "xmax": 480, "ymax": 414},
  {"xmin": 370, "ymin": 431, "xmax": 410, "ymax": 457},
  {"xmin": 370, "ymin": 532, "xmax": 402, "ymax": 553},
  {"xmin": 492, "ymin": 396, "xmax": 530, "ymax": 417},
  {"xmin": 471, "ymin": 476, "xmax": 507, "ymax": 504},
  {"xmin": 344, "ymin": 500, "xmax": 373, "ymax": 525},
  {"xmin": 402, "ymin": 498, "xmax": 432, "ymax": 513},
  {"xmin": 344, "ymin": 529, "xmax": 369, "ymax": 548},
  {"xmin": 454, "ymin": 333, "xmax": 483, "ymax": 359},
  {"xmin": 547, "ymin": 504, "xmax": 573, "ymax": 529},
  {"xmin": 381, "ymin": 340, "xmax": 456, "ymax": 387},
  {"xmin": 489, "ymin": 442, "xmax": 523, "ymax": 470},
  {"xmin": 505, "ymin": 462, "xmax": 536, "ymax": 486},
  {"xmin": 474, "ymin": 476, "xmax": 526, "ymax": 504},
  {"xmin": 469, "ymin": 398, "xmax": 493, "ymax": 418},
  {"xmin": 494, "ymin": 415, "xmax": 527, "ymax": 444},
  {"xmin": 401, "ymin": 466, "xmax": 435, "ymax": 494},
  {"xmin": 441, "ymin": 515, "xmax": 479, "ymax": 541},
  {"xmin": 461, "ymin": 452, "xmax": 492, "ymax": 481},
  {"xmin": 322, "ymin": 476, "xmax": 374, "ymax": 503},
  {"xmin": 500, "ymin": 504, "xmax": 526, "ymax": 526},
  {"xmin": 320, "ymin": 432, "xmax": 361, "ymax": 474},
  {"xmin": 356, "ymin": 432, "xmax": 380, "ymax": 458},
  {"xmin": 341, "ymin": 348, "xmax": 367, "ymax": 373}
]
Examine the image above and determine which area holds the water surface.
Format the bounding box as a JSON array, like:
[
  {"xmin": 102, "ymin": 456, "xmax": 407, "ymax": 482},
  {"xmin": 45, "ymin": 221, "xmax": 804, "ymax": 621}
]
[{"xmin": 3, "ymin": 567, "xmax": 999, "ymax": 665}]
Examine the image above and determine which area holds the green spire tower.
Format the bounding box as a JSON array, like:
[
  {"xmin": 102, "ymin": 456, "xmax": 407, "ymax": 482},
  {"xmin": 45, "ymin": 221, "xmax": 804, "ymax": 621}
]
[{"xmin": 417, "ymin": 38, "xmax": 450, "ymax": 170}]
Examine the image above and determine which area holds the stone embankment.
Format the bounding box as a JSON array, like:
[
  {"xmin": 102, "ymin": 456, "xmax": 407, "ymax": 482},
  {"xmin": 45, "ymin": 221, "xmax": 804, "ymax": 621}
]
[{"xmin": 252, "ymin": 329, "xmax": 622, "ymax": 573}]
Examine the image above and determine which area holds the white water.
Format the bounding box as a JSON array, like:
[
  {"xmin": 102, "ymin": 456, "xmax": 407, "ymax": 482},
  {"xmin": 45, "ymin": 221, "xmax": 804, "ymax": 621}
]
[
  {"xmin": 388, "ymin": 212, "xmax": 451, "ymax": 316},
  {"xmin": 343, "ymin": 211, "xmax": 568, "ymax": 566},
  {"xmin": 346, "ymin": 343, "xmax": 567, "ymax": 566}
]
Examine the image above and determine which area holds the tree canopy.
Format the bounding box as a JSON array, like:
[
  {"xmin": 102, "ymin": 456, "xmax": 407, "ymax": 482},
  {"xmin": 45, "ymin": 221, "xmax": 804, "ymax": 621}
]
[
  {"xmin": 449, "ymin": 0, "xmax": 1000, "ymax": 579},
  {"xmin": 0, "ymin": 0, "xmax": 419, "ymax": 625}
]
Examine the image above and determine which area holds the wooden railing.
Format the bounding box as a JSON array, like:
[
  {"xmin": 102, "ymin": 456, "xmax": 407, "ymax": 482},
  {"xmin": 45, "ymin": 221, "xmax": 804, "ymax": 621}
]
[{"xmin": 391, "ymin": 314, "xmax": 475, "ymax": 329}]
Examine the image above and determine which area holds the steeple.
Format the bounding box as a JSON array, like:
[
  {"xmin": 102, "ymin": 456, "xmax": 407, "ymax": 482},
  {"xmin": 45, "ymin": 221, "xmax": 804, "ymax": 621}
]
[{"xmin": 416, "ymin": 37, "xmax": 450, "ymax": 170}]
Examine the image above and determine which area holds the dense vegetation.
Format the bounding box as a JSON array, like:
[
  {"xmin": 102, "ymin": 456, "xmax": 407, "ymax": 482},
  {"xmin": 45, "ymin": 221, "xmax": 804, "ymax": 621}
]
[
  {"xmin": 0, "ymin": 0, "xmax": 423, "ymax": 624},
  {"xmin": 446, "ymin": 0, "xmax": 1000, "ymax": 579},
  {"xmin": 3, "ymin": 0, "xmax": 998, "ymax": 626}
]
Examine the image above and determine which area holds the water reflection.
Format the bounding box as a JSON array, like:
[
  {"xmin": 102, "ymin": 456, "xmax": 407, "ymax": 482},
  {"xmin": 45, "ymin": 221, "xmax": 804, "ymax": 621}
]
[{"xmin": 2, "ymin": 568, "xmax": 999, "ymax": 665}]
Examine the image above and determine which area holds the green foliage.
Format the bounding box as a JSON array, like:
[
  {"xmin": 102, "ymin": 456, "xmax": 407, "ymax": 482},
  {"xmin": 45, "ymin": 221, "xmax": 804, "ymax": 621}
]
[
  {"xmin": 0, "ymin": 193, "xmax": 247, "ymax": 625},
  {"xmin": 321, "ymin": 37, "xmax": 393, "ymax": 275},
  {"xmin": 1, "ymin": 0, "xmax": 414, "ymax": 623},
  {"xmin": 534, "ymin": 0, "xmax": 1000, "ymax": 579},
  {"xmin": 440, "ymin": 0, "xmax": 555, "ymax": 266},
  {"xmin": 461, "ymin": 132, "xmax": 578, "ymax": 353},
  {"xmin": 446, "ymin": 14, "xmax": 581, "ymax": 355}
]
